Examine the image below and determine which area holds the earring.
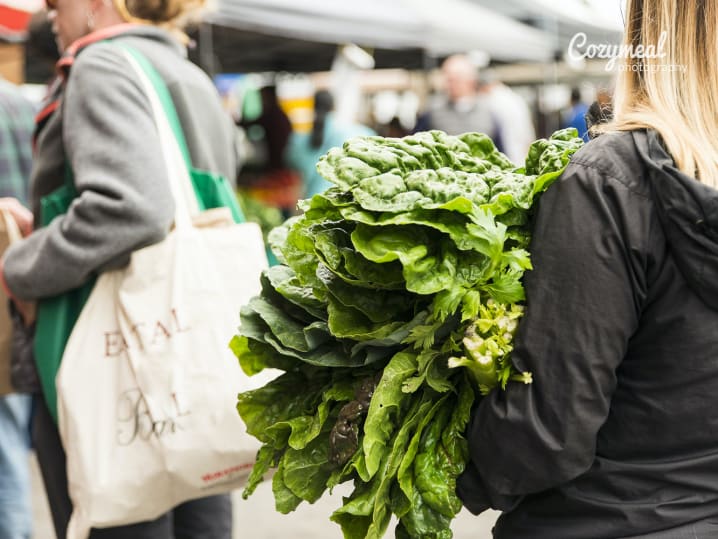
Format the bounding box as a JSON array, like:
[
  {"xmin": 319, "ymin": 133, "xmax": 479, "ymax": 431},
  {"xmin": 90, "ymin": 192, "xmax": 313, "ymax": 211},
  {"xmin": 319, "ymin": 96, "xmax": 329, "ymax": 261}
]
[{"xmin": 87, "ymin": 10, "xmax": 95, "ymax": 30}]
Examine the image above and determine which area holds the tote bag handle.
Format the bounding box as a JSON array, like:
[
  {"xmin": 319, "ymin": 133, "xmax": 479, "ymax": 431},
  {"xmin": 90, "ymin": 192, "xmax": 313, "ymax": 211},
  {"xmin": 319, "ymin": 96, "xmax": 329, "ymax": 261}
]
[{"xmin": 119, "ymin": 47, "xmax": 199, "ymax": 226}]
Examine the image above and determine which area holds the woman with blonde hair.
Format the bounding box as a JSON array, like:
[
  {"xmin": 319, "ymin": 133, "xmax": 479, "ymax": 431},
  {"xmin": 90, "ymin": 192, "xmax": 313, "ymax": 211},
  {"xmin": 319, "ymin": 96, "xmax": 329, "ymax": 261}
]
[
  {"xmin": 457, "ymin": 0, "xmax": 718, "ymax": 537},
  {"xmin": 0, "ymin": 0, "xmax": 237, "ymax": 537}
]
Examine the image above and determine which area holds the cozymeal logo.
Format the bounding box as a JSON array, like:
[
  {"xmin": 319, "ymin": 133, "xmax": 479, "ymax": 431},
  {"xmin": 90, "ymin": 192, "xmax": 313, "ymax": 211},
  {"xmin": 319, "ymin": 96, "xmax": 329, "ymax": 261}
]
[{"xmin": 568, "ymin": 30, "xmax": 687, "ymax": 73}]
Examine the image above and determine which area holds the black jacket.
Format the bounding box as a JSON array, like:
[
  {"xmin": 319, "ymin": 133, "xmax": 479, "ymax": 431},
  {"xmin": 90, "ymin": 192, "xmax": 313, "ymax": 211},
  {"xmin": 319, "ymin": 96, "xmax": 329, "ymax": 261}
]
[{"xmin": 457, "ymin": 129, "xmax": 718, "ymax": 538}]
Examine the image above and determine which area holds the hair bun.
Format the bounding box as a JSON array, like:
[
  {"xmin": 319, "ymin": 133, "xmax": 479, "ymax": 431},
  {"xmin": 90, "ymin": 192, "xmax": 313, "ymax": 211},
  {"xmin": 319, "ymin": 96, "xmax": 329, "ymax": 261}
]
[{"xmin": 116, "ymin": 0, "xmax": 206, "ymax": 26}]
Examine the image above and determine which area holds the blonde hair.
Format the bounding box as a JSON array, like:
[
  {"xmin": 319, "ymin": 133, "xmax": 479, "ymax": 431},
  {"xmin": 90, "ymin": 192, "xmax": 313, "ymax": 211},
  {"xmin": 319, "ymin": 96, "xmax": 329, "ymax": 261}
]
[
  {"xmin": 606, "ymin": 0, "xmax": 718, "ymax": 187},
  {"xmin": 112, "ymin": 0, "xmax": 206, "ymax": 30}
]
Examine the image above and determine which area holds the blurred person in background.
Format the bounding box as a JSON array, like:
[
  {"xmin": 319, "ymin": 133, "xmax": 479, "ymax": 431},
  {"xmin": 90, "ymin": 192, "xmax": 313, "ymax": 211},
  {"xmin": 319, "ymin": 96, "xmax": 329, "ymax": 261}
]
[
  {"xmin": 380, "ymin": 116, "xmax": 409, "ymax": 139},
  {"xmin": 457, "ymin": 0, "xmax": 718, "ymax": 538},
  {"xmin": 478, "ymin": 70, "xmax": 536, "ymax": 164},
  {"xmin": 0, "ymin": 75, "xmax": 36, "ymax": 539},
  {"xmin": 585, "ymin": 87, "xmax": 614, "ymax": 134},
  {"xmin": 238, "ymin": 84, "xmax": 300, "ymax": 217},
  {"xmin": 238, "ymin": 85, "xmax": 292, "ymax": 174},
  {"xmin": 562, "ymin": 87, "xmax": 590, "ymax": 142},
  {"xmin": 285, "ymin": 89, "xmax": 375, "ymax": 198},
  {"xmin": 24, "ymin": 10, "xmax": 60, "ymax": 85},
  {"xmin": 0, "ymin": 0, "xmax": 238, "ymax": 537},
  {"xmin": 418, "ymin": 54, "xmax": 501, "ymax": 149}
]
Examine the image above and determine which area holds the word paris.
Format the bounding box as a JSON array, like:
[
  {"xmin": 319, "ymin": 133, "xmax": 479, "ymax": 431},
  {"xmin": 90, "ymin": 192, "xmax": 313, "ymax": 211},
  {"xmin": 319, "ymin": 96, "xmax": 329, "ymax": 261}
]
[
  {"xmin": 568, "ymin": 31, "xmax": 668, "ymax": 71},
  {"xmin": 104, "ymin": 308, "xmax": 190, "ymax": 357}
]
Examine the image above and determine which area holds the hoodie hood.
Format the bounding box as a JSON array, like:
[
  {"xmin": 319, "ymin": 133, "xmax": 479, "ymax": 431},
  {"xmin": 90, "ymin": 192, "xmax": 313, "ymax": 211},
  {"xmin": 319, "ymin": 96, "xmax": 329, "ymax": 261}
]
[{"xmin": 634, "ymin": 129, "xmax": 718, "ymax": 309}]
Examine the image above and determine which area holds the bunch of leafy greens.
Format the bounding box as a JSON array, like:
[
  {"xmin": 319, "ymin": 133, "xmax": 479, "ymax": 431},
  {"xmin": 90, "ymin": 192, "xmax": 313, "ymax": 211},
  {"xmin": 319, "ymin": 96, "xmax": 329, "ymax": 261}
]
[{"xmin": 232, "ymin": 129, "xmax": 583, "ymax": 538}]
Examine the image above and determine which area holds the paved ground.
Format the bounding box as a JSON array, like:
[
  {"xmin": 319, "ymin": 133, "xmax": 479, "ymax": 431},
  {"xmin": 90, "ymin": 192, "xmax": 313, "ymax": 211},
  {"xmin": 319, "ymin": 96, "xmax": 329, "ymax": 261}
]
[
  {"xmin": 30, "ymin": 453, "xmax": 499, "ymax": 538},
  {"xmin": 231, "ymin": 481, "xmax": 499, "ymax": 538},
  {"xmin": 30, "ymin": 454, "xmax": 54, "ymax": 539}
]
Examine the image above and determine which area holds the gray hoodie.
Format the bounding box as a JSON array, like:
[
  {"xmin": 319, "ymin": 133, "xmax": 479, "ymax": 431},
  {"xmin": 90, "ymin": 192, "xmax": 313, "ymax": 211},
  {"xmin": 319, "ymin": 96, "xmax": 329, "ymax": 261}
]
[{"xmin": 3, "ymin": 25, "xmax": 238, "ymax": 300}]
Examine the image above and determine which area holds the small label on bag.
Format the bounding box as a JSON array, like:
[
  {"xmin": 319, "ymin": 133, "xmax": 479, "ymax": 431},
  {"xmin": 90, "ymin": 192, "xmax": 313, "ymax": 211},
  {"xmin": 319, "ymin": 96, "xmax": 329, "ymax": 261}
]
[{"xmin": 201, "ymin": 462, "xmax": 254, "ymax": 485}]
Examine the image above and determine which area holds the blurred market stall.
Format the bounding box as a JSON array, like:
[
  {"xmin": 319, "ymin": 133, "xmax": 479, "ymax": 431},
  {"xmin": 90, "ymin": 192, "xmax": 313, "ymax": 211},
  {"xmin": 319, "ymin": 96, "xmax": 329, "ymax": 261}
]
[
  {"xmin": 197, "ymin": 0, "xmax": 555, "ymax": 74},
  {"xmin": 0, "ymin": 0, "xmax": 41, "ymax": 41},
  {"xmin": 0, "ymin": 0, "xmax": 44, "ymax": 84},
  {"xmin": 471, "ymin": 0, "xmax": 623, "ymax": 51}
]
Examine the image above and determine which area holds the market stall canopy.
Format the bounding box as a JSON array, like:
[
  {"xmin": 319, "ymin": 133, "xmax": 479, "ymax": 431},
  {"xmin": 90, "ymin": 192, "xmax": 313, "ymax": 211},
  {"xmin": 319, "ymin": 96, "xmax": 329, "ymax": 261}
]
[
  {"xmin": 200, "ymin": 0, "xmax": 555, "ymax": 73},
  {"xmin": 471, "ymin": 0, "xmax": 624, "ymax": 50},
  {"xmin": 0, "ymin": 0, "xmax": 43, "ymax": 41},
  {"xmin": 408, "ymin": 0, "xmax": 552, "ymax": 61},
  {"xmin": 207, "ymin": 0, "xmax": 427, "ymax": 52}
]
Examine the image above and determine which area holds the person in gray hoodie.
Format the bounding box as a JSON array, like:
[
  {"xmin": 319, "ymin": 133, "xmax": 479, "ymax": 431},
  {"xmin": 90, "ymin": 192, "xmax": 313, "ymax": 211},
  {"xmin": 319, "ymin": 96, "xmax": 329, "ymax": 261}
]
[
  {"xmin": 0, "ymin": 0, "xmax": 238, "ymax": 537},
  {"xmin": 456, "ymin": 0, "xmax": 718, "ymax": 538}
]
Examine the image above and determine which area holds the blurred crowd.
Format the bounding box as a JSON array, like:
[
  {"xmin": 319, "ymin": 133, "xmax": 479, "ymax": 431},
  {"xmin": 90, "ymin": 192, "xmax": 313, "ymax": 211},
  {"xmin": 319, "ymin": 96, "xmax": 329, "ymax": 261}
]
[
  {"xmin": 227, "ymin": 53, "xmax": 606, "ymax": 218},
  {"xmin": 16, "ymin": 10, "xmax": 612, "ymax": 222}
]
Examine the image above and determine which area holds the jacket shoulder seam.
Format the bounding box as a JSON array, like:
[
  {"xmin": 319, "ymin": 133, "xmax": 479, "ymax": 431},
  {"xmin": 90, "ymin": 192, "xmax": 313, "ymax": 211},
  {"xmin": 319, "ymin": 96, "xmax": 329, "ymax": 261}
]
[{"xmin": 569, "ymin": 158, "xmax": 651, "ymax": 201}]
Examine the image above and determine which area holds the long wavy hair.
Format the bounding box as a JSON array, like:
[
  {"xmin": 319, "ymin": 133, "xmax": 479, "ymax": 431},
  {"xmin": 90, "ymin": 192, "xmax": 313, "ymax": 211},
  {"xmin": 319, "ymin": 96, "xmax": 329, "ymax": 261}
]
[{"xmin": 607, "ymin": 0, "xmax": 718, "ymax": 187}]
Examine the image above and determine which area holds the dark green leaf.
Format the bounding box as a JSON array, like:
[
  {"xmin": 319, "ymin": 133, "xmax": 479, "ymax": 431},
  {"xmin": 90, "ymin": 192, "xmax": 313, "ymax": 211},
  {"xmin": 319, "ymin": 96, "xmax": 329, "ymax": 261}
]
[
  {"xmin": 242, "ymin": 444, "xmax": 278, "ymax": 499},
  {"xmin": 363, "ymin": 351, "xmax": 418, "ymax": 478}
]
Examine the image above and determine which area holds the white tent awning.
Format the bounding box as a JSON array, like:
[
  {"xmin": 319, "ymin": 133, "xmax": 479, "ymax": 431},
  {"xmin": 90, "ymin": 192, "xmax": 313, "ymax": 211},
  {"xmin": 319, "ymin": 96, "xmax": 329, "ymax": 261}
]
[
  {"xmin": 207, "ymin": 0, "xmax": 555, "ymax": 63},
  {"xmin": 206, "ymin": 0, "xmax": 427, "ymax": 51},
  {"xmin": 407, "ymin": 0, "xmax": 553, "ymax": 61}
]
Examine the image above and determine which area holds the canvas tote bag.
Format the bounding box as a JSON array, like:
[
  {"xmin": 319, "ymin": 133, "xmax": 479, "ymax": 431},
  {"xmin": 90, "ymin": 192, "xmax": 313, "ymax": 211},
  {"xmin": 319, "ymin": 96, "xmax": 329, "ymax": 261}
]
[
  {"xmin": 57, "ymin": 47, "xmax": 271, "ymax": 539},
  {"xmin": 35, "ymin": 39, "xmax": 246, "ymax": 422}
]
